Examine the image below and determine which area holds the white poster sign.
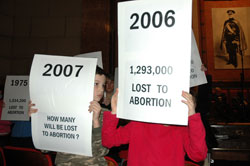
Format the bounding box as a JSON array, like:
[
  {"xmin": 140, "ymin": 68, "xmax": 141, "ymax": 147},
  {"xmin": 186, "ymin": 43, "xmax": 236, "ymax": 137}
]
[
  {"xmin": 30, "ymin": 54, "xmax": 97, "ymax": 156},
  {"xmin": 2, "ymin": 75, "xmax": 30, "ymax": 121},
  {"xmin": 190, "ymin": 31, "xmax": 207, "ymax": 87},
  {"xmin": 117, "ymin": 0, "xmax": 192, "ymax": 125},
  {"xmin": 76, "ymin": 51, "xmax": 103, "ymax": 69}
]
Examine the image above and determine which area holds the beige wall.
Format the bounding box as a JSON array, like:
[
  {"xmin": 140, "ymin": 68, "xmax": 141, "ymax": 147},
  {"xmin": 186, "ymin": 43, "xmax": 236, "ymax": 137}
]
[{"xmin": 0, "ymin": 0, "xmax": 82, "ymax": 85}]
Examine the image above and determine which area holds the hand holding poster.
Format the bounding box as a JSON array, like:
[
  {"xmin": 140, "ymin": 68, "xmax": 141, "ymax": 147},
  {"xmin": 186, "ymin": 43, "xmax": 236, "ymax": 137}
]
[
  {"xmin": 29, "ymin": 54, "xmax": 97, "ymax": 156},
  {"xmin": 117, "ymin": 0, "xmax": 192, "ymax": 125},
  {"xmin": 1, "ymin": 75, "xmax": 30, "ymax": 121}
]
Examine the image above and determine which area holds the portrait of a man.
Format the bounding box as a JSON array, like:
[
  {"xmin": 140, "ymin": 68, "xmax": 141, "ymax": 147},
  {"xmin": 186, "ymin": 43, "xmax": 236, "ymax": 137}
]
[
  {"xmin": 220, "ymin": 10, "xmax": 247, "ymax": 68},
  {"xmin": 212, "ymin": 7, "xmax": 250, "ymax": 69}
]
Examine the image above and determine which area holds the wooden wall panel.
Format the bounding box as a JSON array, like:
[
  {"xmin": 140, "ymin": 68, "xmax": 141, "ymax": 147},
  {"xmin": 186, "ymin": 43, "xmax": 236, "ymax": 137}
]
[
  {"xmin": 80, "ymin": 0, "xmax": 203, "ymax": 74},
  {"xmin": 81, "ymin": 0, "xmax": 113, "ymax": 73}
]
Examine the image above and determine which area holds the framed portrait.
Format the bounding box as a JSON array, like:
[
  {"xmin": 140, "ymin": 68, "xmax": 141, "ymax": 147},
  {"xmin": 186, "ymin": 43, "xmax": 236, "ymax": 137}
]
[
  {"xmin": 212, "ymin": 7, "xmax": 249, "ymax": 69},
  {"xmin": 202, "ymin": 0, "xmax": 250, "ymax": 81}
]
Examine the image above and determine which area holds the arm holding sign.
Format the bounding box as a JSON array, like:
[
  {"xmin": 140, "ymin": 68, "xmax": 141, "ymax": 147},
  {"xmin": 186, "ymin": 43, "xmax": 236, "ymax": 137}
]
[
  {"xmin": 102, "ymin": 89, "xmax": 131, "ymax": 148},
  {"xmin": 89, "ymin": 101, "xmax": 102, "ymax": 128},
  {"xmin": 88, "ymin": 67, "xmax": 107, "ymax": 129},
  {"xmin": 102, "ymin": 89, "xmax": 207, "ymax": 165},
  {"xmin": 181, "ymin": 91, "xmax": 196, "ymax": 117},
  {"xmin": 181, "ymin": 91, "xmax": 207, "ymax": 162},
  {"xmin": 28, "ymin": 101, "xmax": 37, "ymax": 116}
]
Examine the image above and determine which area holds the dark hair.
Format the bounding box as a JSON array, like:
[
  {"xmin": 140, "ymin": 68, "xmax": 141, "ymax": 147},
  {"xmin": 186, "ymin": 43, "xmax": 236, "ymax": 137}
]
[
  {"xmin": 106, "ymin": 73, "xmax": 114, "ymax": 81},
  {"xmin": 0, "ymin": 84, "xmax": 4, "ymax": 92},
  {"xmin": 96, "ymin": 66, "xmax": 106, "ymax": 76}
]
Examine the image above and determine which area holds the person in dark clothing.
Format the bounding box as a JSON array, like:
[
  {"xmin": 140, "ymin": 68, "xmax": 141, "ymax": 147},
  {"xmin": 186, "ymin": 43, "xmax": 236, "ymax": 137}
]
[{"xmin": 220, "ymin": 10, "xmax": 247, "ymax": 68}]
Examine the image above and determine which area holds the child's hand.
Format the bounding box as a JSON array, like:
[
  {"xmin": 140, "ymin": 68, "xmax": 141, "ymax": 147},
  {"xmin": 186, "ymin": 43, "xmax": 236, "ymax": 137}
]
[
  {"xmin": 88, "ymin": 101, "xmax": 102, "ymax": 128},
  {"xmin": 111, "ymin": 88, "xmax": 118, "ymax": 115},
  {"xmin": 201, "ymin": 64, "xmax": 207, "ymax": 72},
  {"xmin": 181, "ymin": 91, "xmax": 196, "ymax": 117},
  {"xmin": 28, "ymin": 100, "xmax": 38, "ymax": 117}
]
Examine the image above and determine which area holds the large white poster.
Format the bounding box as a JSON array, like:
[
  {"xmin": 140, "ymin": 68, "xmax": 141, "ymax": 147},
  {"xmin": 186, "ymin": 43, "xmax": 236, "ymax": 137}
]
[
  {"xmin": 30, "ymin": 54, "xmax": 97, "ymax": 156},
  {"xmin": 190, "ymin": 30, "xmax": 207, "ymax": 87},
  {"xmin": 2, "ymin": 75, "xmax": 30, "ymax": 121},
  {"xmin": 117, "ymin": 0, "xmax": 192, "ymax": 125}
]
